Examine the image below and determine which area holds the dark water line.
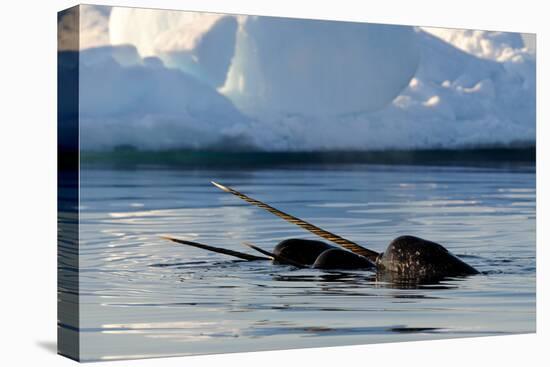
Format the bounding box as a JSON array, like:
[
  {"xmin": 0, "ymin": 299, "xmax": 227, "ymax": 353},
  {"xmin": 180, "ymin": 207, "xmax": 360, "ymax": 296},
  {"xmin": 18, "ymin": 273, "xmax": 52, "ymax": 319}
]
[{"xmin": 80, "ymin": 147, "xmax": 535, "ymax": 170}]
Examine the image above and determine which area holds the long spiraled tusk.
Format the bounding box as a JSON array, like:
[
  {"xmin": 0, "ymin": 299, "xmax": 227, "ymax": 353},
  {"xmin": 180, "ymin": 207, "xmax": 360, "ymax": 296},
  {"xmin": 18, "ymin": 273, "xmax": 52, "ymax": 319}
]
[
  {"xmin": 161, "ymin": 236, "xmax": 270, "ymax": 261},
  {"xmin": 211, "ymin": 181, "xmax": 379, "ymax": 262}
]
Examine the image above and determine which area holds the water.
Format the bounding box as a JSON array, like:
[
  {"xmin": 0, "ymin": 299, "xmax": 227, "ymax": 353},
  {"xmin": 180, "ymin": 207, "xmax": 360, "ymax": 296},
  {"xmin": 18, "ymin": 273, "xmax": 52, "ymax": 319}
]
[{"xmin": 73, "ymin": 164, "xmax": 535, "ymax": 361}]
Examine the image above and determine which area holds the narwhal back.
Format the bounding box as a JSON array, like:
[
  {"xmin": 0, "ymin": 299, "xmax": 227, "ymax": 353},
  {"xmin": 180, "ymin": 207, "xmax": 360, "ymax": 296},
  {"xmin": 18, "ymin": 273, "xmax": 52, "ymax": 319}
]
[{"xmin": 377, "ymin": 235, "xmax": 479, "ymax": 281}]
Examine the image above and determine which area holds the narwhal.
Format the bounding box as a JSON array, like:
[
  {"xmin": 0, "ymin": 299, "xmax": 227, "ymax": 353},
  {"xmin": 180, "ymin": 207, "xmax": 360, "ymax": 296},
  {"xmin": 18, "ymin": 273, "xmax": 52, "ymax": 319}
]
[{"xmin": 162, "ymin": 182, "xmax": 479, "ymax": 282}]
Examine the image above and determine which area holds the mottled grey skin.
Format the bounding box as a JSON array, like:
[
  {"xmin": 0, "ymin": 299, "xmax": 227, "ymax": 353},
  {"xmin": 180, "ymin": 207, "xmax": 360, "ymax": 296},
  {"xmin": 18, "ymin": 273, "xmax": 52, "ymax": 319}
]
[
  {"xmin": 376, "ymin": 235, "xmax": 479, "ymax": 280},
  {"xmin": 272, "ymin": 236, "xmax": 477, "ymax": 281}
]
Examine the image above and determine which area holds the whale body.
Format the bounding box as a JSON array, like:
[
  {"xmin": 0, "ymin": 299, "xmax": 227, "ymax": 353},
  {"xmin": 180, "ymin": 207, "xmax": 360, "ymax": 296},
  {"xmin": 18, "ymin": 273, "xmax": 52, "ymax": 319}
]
[{"xmin": 162, "ymin": 182, "xmax": 480, "ymax": 283}]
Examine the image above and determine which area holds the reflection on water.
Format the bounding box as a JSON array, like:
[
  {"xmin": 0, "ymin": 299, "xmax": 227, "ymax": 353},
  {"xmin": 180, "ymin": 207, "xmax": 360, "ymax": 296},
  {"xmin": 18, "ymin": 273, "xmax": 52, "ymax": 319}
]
[{"xmin": 72, "ymin": 165, "xmax": 535, "ymax": 361}]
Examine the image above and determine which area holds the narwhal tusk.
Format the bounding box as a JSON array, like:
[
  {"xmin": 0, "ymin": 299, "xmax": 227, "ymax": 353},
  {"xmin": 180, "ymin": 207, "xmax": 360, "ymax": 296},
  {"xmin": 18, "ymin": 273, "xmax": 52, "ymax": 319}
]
[
  {"xmin": 211, "ymin": 181, "xmax": 380, "ymax": 262},
  {"xmin": 242, "ymin": 242, "xmax": 307, "ymax": 268},
  {"xmin": 161, "ymin": 236, "xmax": 270, "ymax": 261},
  {"xmin": 241, "ymin": 242, "xmax": 274, "ymax": 259}
]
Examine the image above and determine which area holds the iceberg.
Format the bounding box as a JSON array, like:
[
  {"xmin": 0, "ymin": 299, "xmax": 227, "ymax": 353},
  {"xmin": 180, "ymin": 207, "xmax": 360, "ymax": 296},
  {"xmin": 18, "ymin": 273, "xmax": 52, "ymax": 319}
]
[
  {"xmin": 109, "ymin": 8, "xmax": 238, "ymax": 88},
  {"xmin": 219, "ymin": 26, "xmax": 535, "ymax": 151},
  {"xmin": 69, "ymin": 8, "xmax": 535, "ymax": 152},
  {"xmin": 77, "ymin": 46, "xmax": 251, "ymax": 151},
  {"xmin": 221, "ymin": 17, "xmax": 420, "ymax": 116}
]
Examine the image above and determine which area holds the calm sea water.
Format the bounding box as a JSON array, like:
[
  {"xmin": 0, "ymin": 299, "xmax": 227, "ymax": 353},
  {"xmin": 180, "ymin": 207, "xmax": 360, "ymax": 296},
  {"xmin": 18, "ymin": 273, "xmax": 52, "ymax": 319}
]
[{"xmin": 75, "ymin": 164, "xmax": 535, "ymax": 361}]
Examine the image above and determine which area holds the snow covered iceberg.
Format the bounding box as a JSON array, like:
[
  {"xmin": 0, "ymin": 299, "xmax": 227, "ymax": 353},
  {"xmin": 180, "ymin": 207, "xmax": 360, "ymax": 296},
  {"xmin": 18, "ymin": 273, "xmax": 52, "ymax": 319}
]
[{"xmin": 73, "ymin": 7, "xmax": 535, "ymax": 151}]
